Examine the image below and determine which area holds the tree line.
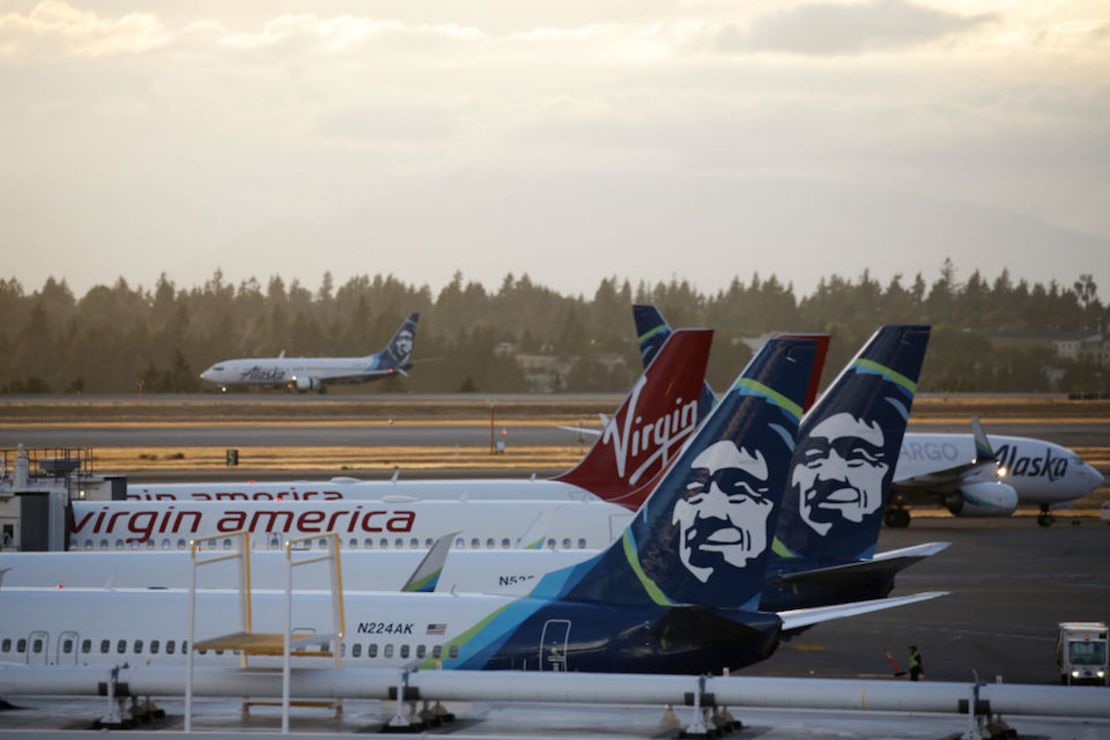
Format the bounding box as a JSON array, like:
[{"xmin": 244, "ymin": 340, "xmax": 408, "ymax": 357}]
[{"xmin": 0, "ymin": 262, "xmax": 1104, "ymax": 394}]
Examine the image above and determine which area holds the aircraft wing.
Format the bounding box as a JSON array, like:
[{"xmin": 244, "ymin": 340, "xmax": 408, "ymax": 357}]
[
  {"xmin": 778, "ymin": 591, "xmax": 948, "ymax": 632},
  {"xmin": 776, "ymin": 542, "xmax": 950, "ymax": 585}
]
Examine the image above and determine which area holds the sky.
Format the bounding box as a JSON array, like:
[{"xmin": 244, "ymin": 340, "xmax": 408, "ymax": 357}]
[{"xmin": 0, "ymin": 0, "xmax": 1108, "ymax": 298}]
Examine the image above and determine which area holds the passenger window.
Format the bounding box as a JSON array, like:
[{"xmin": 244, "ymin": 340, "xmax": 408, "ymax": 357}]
[
  {"xmin": 114, "ymin": 539, "xmax": 123, "ymax": 548},
  {"xmin": 177, "ymin": 539, "xmax": 186, "ymax": 549},
  {"xmin": 32, "ymin": 638, "xmax": 43, "ymax": 654},
  {"xmin": 400, "ymin": 645, "xmax": 410, "ymax": 659},
  {"xmin": 100, "ymin": 640, "xmax": 110, "ymax": 654},
  {"xmin": 151, "ymin": 640, "xmax": 160, "ymax": 655},
  {"xmin": 82, "ymin": 639, "xmax": 91, "ymax": 654},
  {"xmin": 99, "ymin": 539, "xmax": 108, "ymax": 550},
  {"xmin": 215, "ymin": 649, "xmax": 225, "ymax": 655},
  {"xmin": 368, "ymin": 644, "xmax": 378, "ymax": 658},
  {"xmin": 416, "ymin": 645, "xmax": 426, "ymax": 659},
  {"xmin": 223, "ymin": 539, "xmax": 232, "ymax": 550},
  {"xmin": 410, "ymin": 538, "xmax": 419, "ymax": 548},
  {"xmin": 62, "ymin": 638, "xmax": 73, "ymax": 654},
  {"xmin": 17, "ymin": 639, "xmax": 27, "ymax": 653},
  {"xmin": 182, "ymin": 641, "xmax": 188, "ymax": 653},
  {"xmin": 449, "ymin": 645, "xmax": 459, "ymax": 659},
  {"xmin": 546, "ymin": 538, "xmax": 556, "ymax": 549},
  {"xmin": 486, "ymin": 538, "xmax": 495, "ymax": 549},
  {"xmin": 319, "ymin": 538, "xmax": 327, "ymax": 549},
  {"xmin": 501, "ymin": 538, "xmax": 510, "ymax": 549},
  {"xmin": 577, "ymin": 538, "xmax": 586, "ymax": 549},
  {"xmin": 117, "ymin": 640, "xmax": 126, "ymax": 654},
  {"xmin": 162, "ymin": 539, "xmax": 170, "ymax": 550},
  {"xmin": 424, "ymin": 538, "xmax": 433, "ymax": 547},
  {"xmin": 562, "ymin": 538, "xmax": 570, "ymax": 549},
  {"xmin": 352, "ymin": 644, "xmax": 362, "ymax": 658},
  {"xmin": 364, "ymin": 538, "xmax": 373, "ymax": 548},
  {"xmin": 380, "ymin": 538, "xmax": 389, "ymax": 549},
  {"xmin": 134, "ymin": 640, "xmax": 143, "ymax": 653},
  {"xmin": 167, "ymin": 641, "xmax": 176, "ymax": 655},
  {"xmin": 471, "ymin": 538, "xmax": 480, "ymax": 549},
  {"xmin": 1, "ymin": 638, "xmax": 10, "ymax": 652},
  {"xmin": 349, "ymin": 538, "xmax": 358, "ymax": 548},
  {"xmin": 432, "ymin": 645, "xmax": 442, "ymax": 659},
  {"xmin": 455, "ymin": 537, "xmax": 464, "ymax": 548},
  {"xmin": 395, "ymin": 538, "xmax": 403, "ymax": 548},
  {"xmin": 384, "ymin": 644, "xmax": 394, "ymax": 658}
]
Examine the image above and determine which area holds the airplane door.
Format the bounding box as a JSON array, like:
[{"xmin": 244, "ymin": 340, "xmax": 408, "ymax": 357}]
[
  {"xmin": 58, "ymin": 630, "xmax": 80, "ymax": 665},
  {"xmin": 26, "ymin": 630, "xmax": 49, "ymax": 665},
  {"xmin": 539, "ymin": 619, "xmax": 571, "ymax": 672}
]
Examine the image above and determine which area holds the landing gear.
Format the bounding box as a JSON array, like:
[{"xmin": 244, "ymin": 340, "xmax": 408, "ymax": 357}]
[
  {"xmin": 1038, "ymin": 505, "xmax": 1055, "ymax": 527},
  {"xmin": 884, "ymin": 507, "xmax": 911, "ymax": 528}
]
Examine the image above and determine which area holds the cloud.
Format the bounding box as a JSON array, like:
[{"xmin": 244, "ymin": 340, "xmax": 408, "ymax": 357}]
[
  {"xmin": 317, "ymin": 104, "xmax": 457, "ymax": 142},
  {"xmin": 0, "ymin": 1, "xmax": 170, "ymax": 57},
  {"xmin": 716, "ymin": 0, "xmax": 995, "ymax": 56}
]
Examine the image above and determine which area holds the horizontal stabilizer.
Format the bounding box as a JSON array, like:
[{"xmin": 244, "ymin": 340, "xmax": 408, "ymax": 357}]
[
  {"xmin": 557, "ymin": 425, "xmax": 602, "ymax": 438},
  {"xmin": 777, "ymin": 542, "xmax": 951, "ymax": 584},
  {"xmin": 778, "ymin": 591, "xmax": 948, "ymax": 632}
]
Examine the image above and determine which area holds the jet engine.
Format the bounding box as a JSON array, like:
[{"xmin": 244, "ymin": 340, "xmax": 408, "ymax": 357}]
[
  {"xmin": 943, "ymin": 481, "xmax": 1018, "ymax": 517},
  {"xmin": 293, "ymin": 376, "xmax": 319, "ymax": 392}
]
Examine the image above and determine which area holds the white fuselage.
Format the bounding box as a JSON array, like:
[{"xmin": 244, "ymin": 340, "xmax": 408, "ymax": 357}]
[
  {"xmin": 0, "ymin": 549, "xmax": 596, "ymax": 595},
  {"xmin": 126, "ymin": 478, "xmax": 597, "ymax": 504},
  {"xmin": 896, "ymin": 433, "xmax": 1103, "ymax": 505},
  {"xmin": 0, "ymin": 587, "xmax": 514, "ymax": 671},
  {"xmin": 199, "ymin": 356, "xmax": 384, "ymax": 387},
  {"xmin": 70, "ymin": 499, "xmax": 631, "ymax": 553}
]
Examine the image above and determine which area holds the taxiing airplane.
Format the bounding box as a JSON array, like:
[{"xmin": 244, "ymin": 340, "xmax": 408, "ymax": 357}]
[
  {"xmin": 0, "ymin": 335, "xmax": 943, "ymax": 675},
  {"xmin": 199, "ymin": 313, "xmax": 420, "ymax": 393},
  {"xmin": 630, "ymin": 306, "xmax": 1104, "ymax": 527}
]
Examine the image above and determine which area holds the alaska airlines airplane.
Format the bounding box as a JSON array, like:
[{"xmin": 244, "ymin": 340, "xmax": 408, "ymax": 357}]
[
  {"xmin": 0, "ymin": 335, "xmax": 943, "ymax": 675},
  {"xmin": 199, "ymin": 313, "xmax": 420, "ymax": 393},
  {"xmin": 6, "ymin": 327, "xmax": 946, "ymax": 618},
  {"xmin": 631, "ymin": 306, "xmax": 1104, "ymax": 527}
]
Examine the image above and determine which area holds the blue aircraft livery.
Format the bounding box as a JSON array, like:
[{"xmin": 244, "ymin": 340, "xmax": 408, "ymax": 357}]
[
  {"xmin": 426, "ymin": 335, "xmax": 818, "ymax": 674},
  {"xmin": 772, "ymin": 325, "xmax": 930, "ymax": 567},
  {"xmin": 372, "ymin": 312, "xmax": 419, "ymax": 371}
]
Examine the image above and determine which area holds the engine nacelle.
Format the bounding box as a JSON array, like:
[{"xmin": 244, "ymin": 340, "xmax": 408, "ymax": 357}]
[
  {"xmin": 293, "ymin": 376, "xmax": 318, "ymax": 392},
  {"xmin": 944, "ymin": 481, "xmax": 1018, "ymax": 517}
]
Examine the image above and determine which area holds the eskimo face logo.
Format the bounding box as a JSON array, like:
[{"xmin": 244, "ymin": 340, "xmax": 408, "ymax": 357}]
[
  {"xmin": 672, "ymin": 440, "xmax": 773, "ymax": 583},
  {"xmin": 393, "ymin": 329, "xmax": 414, "ymax": 359},
  {"xmin": 794, "ymin": 412, "xmax": 888, "ymax": 537}
]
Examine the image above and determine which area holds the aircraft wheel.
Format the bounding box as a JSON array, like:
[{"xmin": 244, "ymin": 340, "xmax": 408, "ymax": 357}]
[
  {"xmin": 884, "ymin": 508, "xmax": 911, "ymax": 528},
  {"xmin": 1037, "ymin": 513, "xmax": 1055, "ymax": 527}
]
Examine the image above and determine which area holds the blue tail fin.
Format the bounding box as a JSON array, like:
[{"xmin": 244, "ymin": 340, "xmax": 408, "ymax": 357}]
[
  {"xmin": 633, "ymin": 304, "xmax": 717, "ymax": 417},
  {"xmin": 545, "ymin": 336, "xmax": 818, "ymax": 610},
  {"xmin": 378, "ymin": 313, "xmax": 419, "ymax": 368},
  {"xmin": 772, "ymin": 325, "xmax": 931, "ymax": 567}
]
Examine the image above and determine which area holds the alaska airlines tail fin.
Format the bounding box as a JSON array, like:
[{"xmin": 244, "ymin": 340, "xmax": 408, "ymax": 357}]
[
  {"xmin": 772, "ymin": 325, "xmax": 931, "ymax": 567},
  {"xmin": 554, "ymin": 329, "xmax": 712, "ymax": 507},
  {"xmin": 376, "ymin": 313, "xmax": 420, "ymax": 369},
  {"xmin": 542, "ymin": 335, "xmax": 817, "ymax": 610}
]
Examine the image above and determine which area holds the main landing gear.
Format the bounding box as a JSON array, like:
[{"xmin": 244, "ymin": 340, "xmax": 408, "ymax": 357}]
[
  {"xmin": 1037, "ymin": 505, "xmax": 1055, "ymax": 527},
  {"xmin": 884, "ymin": 507, "xmax": 912, "ymax": 528}
]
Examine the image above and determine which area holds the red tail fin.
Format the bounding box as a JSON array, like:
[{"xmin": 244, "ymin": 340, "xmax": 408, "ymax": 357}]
[{"xmin": 555, "ymin": 328, "xmax": 712, "ymax": 508}]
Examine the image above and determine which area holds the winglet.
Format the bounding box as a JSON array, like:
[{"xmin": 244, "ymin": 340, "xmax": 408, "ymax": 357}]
[
  {"xmin": 971, "ymin": 417, "xmax": 997, "ymax": 464},
  {"xmin": 401, "ymin": 532, "xmax": 457, "ymax": 593}
]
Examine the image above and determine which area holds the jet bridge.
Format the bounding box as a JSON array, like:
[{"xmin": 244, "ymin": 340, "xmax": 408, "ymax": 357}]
[{"xmin": 0, "ymin": 445, "xmax": 125, "ymax": 551}]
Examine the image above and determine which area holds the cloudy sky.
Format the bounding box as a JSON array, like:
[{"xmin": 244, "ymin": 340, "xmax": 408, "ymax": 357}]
[{"xmin": 1, "ymin": 0, "xmax": 1107, "ymax": 297}]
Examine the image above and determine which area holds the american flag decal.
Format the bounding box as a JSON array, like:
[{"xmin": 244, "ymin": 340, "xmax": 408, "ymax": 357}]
[{"xmin": 426, "ymin": 623, "xmax": 446, "ymax": 636}]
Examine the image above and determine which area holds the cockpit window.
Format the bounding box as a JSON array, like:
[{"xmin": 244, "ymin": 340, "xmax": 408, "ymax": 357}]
[{"xmin": 212, "ymin": 366, "xmax": 225, "ymax": 372}]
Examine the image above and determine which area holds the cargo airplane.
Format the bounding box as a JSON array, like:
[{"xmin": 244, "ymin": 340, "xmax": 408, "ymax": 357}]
[
  {"xmin": 630, "ymin": 306, "xmax": 1104, "ymax": 527},
  {"xmin": 0, "ymin": 335, "xmax": 944, "ymax": 675},
  {"xmin": 199, "ymin": 313, "xmax": 420, "ymax": 393}
]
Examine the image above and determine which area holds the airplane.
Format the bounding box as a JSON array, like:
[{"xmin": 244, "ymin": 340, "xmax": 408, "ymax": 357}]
[
  {"xmin": 5, "ymin": 327, "xmax": 946, "ymax": 620},
  {"xmin": 199, "ymin": 313, "xmax": 420, "ymax": 393},
  {"xmin": 0, "ymin": 335, "xmax": 944, "ymax": 675},
  {"xmin": 136, "ymin": 327, "xmax": 717, "ymax": 506},
  {"xmin": 629, "ymin": 305, "xmax": 1104, "ymax": 528}
]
